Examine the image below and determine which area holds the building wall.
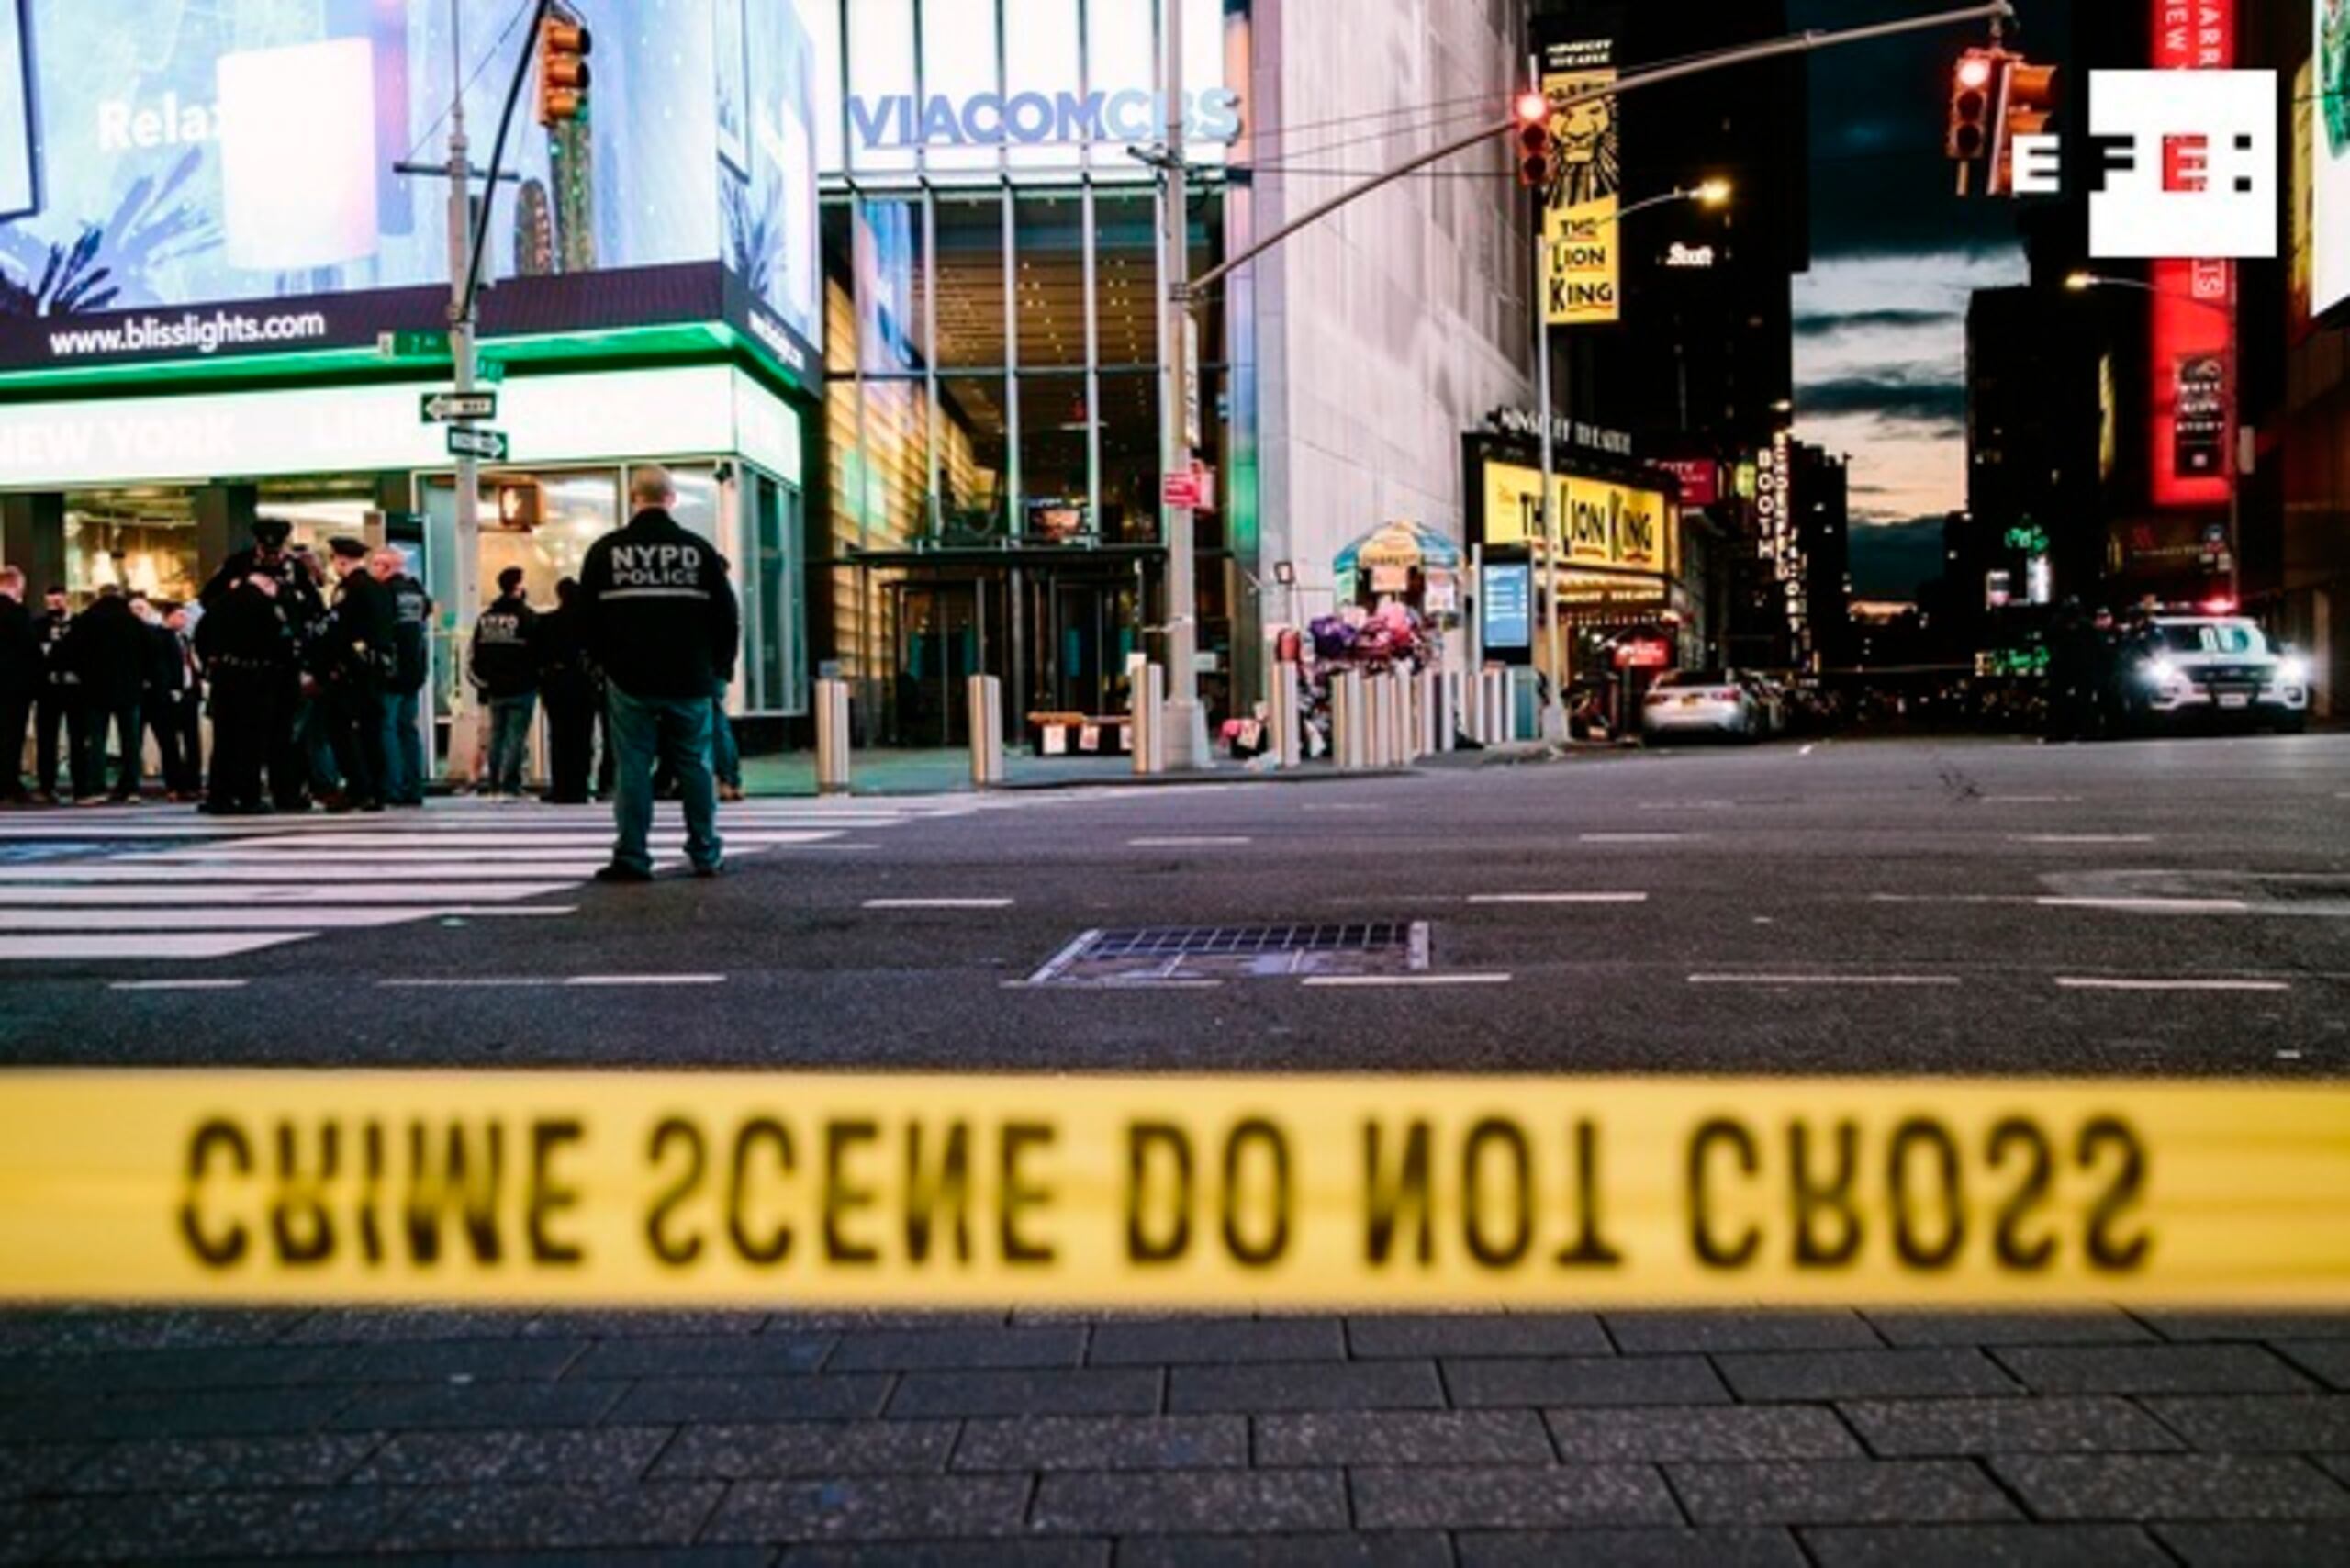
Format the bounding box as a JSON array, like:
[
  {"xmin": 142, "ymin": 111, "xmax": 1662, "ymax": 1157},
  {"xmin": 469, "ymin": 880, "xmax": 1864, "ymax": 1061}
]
[{"xmin": 1253, "ymin": 0, "xmax": 1534, "ymax": 620}]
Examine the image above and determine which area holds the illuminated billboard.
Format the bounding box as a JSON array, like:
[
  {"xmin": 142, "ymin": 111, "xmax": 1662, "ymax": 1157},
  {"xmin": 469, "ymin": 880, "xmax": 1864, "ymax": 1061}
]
[
  {"xmin": 0, "ymin": 0, "xmax": 820, "ymax": 375},
  {"xmin": 2320, "ymin": 0, "xmax": 2350, "ymax": 317}
]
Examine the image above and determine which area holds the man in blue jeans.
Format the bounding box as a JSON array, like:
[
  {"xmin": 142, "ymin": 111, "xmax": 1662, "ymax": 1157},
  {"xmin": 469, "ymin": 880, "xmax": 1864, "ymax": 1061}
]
[
  {"xmin": 579, "ymin": 466, "xmax": 739, "ymax": 881},
  {"xmin": 371, "ymin": 550, "xmax": 432, "ymax": 806},
  {"xmin": 468, "ymin": 566, "xmax": 539, "ymax": 798}
]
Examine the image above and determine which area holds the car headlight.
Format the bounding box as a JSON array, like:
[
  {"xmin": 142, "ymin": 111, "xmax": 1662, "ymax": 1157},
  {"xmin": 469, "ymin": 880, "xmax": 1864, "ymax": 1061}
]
[
  {"xmin": 2276, "ymin": 656, "xmax": 2309, "ymax": 686},
  {"xmin": 2142, "ymin": 657, "xmax": 2178, "ymax": 685}
]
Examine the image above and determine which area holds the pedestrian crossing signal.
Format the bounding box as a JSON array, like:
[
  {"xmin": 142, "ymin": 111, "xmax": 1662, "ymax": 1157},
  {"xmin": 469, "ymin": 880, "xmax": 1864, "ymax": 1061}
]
[
  {"xmin": 1514, "ymin": 92, "xmax": 1555, "ymax": 191},
  {"xmin": 536, "ymin": 15, "xmax": 592, "ymax": 127}
]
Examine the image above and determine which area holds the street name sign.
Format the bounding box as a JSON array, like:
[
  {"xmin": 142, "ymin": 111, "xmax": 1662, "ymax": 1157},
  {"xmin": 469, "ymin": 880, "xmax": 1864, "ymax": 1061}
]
[
  {"xmin": 446, "ymin": 426, "xmax": 509, "ymax": 462},
  {"xmin": 421, "ymin": 391, "xmax": 498, "ymax": 423}
]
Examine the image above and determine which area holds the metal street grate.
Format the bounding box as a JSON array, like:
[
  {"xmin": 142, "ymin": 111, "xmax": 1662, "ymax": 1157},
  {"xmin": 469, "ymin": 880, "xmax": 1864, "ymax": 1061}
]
[{"xmin": 1030, "ymin": 922, "xmax": 1430, "ymax": 986}]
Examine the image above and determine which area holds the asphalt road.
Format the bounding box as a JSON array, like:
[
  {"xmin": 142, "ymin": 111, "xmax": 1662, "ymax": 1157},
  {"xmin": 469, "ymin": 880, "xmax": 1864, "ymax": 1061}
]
[
  {"xmin": 4, "ymin": 731, "xmax": 2347, "ymax": 1074},
  {"xmin": 2, "ymin": 734, "xmax": 2346, "ymax": 1565}
]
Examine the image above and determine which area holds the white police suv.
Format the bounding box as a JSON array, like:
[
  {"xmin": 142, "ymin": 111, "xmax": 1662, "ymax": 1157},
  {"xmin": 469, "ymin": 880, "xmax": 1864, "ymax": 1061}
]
[{"xmin": 2130, "ymin": 614, "xmax": 2311, "ymax": 734}]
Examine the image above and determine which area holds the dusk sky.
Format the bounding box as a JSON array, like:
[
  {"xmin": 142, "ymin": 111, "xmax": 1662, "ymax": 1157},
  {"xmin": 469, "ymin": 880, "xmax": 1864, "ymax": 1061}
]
[{"xmin": 1785, "ymin": 0, "xmax": 2073, "ymax": 595}]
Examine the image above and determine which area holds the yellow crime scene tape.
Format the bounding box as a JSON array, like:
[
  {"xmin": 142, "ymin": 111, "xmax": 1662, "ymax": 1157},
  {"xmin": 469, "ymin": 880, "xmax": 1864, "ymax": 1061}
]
[{"xmin": 0, "ymin": 1072, "xmax": 2344, "ymax": 1307}]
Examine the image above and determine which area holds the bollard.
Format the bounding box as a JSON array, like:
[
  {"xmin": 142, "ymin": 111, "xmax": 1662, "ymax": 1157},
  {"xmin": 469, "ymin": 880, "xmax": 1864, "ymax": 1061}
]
[
  {"xmin": 814, "ymin": 677, "xmax": 853, "ymax": 795},
  {"xmin": 1127, "ymin": 653, "xmax": 1152, "ymax": 776},
  {"xmin": 1416, "ymin": 667, "xmax": 1440, "ymax": 757},
  {"xmin": 967, "ymin": 674, "xmax": 1004, "ymax": 788},
  {"xmin": 1270, "ymin": 655, "xmax": 1303, "ymax": 769},
  {"xmin": 1334, "ymin": 667, "xmax": 1367, "ymax": 770},
  {"xmin": 1438, "ymin": 669, "xmax": 1460, "ymax": 753},
  {"xmin": 1371, "ymin": 672, "xmax": 1401, "ymax": 767},
  {"xmin": 1145, "ymin": 663, "xmax": 1167, "ymax": 774}
]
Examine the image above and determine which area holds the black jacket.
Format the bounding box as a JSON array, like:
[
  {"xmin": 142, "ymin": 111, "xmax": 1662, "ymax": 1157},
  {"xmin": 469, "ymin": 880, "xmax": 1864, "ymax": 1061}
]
[
  {"xmin": 198, "ymin": 550, "xmax": 317, "ymax": 671},
  {"xmin": 386, "ymin": 573, "xmax": 433, "ymax": 694},
  {"xmin": 0, "ymin": 596, "xmax": 37, "ymax": 700},
  {"xmin": 534, "ymin": 602, "xmax": 596, "ymax": 688},
  {"xmin": 196, "ymin": 577, "xmax": 296, "ymax": 667},
  {"xmin": 470, "ymin": 592, "xmax": 540, "ymax": 698},
  {"xmin": 579, "ymin": 509, "xmax": 740, "ymax": 700},
  {"xmin": 327, "ymin": 568, "xmax": 398, "ymax": 686},
  {"xmin": 39, "ymin": 609, "xmax": 76, "ymax": 690},
  {"xmin": 141, "ymin": 622, "xmax": 192, "ymax": 699},
  {"xmin": 60, "ymin": 596, "xmax": 149, "ymax": 706}
]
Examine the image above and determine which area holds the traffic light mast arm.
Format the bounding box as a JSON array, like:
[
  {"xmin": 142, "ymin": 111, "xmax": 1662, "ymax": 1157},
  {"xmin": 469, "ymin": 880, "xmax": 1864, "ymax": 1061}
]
[
  {"xmin": 1188, "ymin": 0, "xmax": 2013, "ymax": 300},
  {"xmin": 457, "ymin": 0, "xmax": 560, "ymax": 323}
]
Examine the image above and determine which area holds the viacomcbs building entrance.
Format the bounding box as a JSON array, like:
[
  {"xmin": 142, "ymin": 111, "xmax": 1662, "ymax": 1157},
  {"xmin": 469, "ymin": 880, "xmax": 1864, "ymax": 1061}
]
[
  {"xmin": 809, "ymin": 0, "xmax": 1251, "ymax": 745},
  {"xmin": 0, "ymin": 0, "xmax": 822, "ymax": 773}
]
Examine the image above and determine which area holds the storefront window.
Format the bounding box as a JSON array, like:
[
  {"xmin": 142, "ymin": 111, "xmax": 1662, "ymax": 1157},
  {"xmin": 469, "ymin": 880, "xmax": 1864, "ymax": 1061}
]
[
  {"xmin": 936, "ymin": 375, "xmax": 1010, "ymax": 540},
  {"xmin": 1095, "ymin": 370, "xmax": 1159, "ymax": 543},
  {"xmin": 62, "ymin": 490, "xmax": 197, "ymax": 605},
  {"xmin": 856, "ymin": 197, "xmax": 926, "ymax": 375},
  {"xmin": 932, "ymin": 193, "xmax": 1008, "ymax": 368},
  {"xmin": 1092, "ymin": 191, "xmax": 1157, "ymax": 368},
  {"xmin": 1019, "ymin": 371, "xmax": 1091, "ymax": 540},
  {"xmin": 1014, "ymin": 191, "xmax": 1086, "ymax": 367}
]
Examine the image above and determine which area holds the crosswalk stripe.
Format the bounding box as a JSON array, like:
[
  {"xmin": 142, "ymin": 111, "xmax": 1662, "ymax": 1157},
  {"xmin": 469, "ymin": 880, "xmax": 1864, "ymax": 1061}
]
[
  {"xmin": 0, "ymin": 933, "xmax": 312, "ymax": 960},
  {"xmin": 0, "ymin": 863, "xmax": 612, "ymax": 882},
  {"xmin": 0, "ymin": 883, "xmax": 577, "ymax": 905}
]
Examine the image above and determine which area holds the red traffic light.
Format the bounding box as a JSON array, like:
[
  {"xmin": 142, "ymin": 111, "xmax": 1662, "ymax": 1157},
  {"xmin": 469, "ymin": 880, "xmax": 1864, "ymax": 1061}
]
[
  {"xmin": 1515, "ymin": 91, "xmax": 1549, "ymax": 125},
  {"xmin": 1947, "ymin": 49, "xmax": 1998, "ymax": 162},
  {"xmin": 1956, "ymin": 54, "xmax": 1994, "ymax": 90}
]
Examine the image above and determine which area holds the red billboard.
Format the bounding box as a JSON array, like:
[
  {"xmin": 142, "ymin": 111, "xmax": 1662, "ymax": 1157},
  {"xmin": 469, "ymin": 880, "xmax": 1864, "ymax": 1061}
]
[{"xmin": 2148, "ymin": 2, "xmax": 2235, "ymax": 510}]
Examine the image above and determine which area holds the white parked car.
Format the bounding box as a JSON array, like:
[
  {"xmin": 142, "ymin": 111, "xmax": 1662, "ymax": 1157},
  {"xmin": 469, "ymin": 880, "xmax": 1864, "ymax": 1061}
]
[{"xmin": 1642, "ymin": 669, "xmax": 1765, "ymax": 742}]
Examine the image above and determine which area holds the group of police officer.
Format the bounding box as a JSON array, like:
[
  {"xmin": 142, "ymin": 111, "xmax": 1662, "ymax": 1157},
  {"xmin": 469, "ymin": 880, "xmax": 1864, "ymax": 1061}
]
[{"xmin": 192, "ymin": 518, "xmax": 432, "ymax": 816}]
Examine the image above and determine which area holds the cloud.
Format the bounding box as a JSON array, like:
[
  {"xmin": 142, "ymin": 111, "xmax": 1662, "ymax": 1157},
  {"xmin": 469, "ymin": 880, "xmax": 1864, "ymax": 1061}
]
[
  {"xmin": 1794, "ymin": 375, "xmax": 1965, "ymax": 428},
  {"xmin": 1791, "ymin": 308, "xmax": 1959, "ymax": 338}
]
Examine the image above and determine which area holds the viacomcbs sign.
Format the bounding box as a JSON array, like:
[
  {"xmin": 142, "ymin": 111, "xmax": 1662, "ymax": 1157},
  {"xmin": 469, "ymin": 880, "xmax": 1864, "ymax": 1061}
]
[{"xmin": 847, "ymin": 87, "xmax": 1244, "ymax": 149}]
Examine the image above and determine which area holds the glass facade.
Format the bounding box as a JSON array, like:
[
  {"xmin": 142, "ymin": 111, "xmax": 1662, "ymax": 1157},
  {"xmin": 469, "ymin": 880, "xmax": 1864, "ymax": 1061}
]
[{"xmin": 815, "ymin": 0, "xmax": 1243, "ymax": 740}]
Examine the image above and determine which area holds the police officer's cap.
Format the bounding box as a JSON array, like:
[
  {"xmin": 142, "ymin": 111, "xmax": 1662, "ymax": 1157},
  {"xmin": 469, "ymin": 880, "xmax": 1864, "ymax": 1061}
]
[
  {"xmin": 328, "ymin": 536, "xmax": 370, "ymax": 562},
  {"xmin": 252, "ymin": 517, "xmax": 292, "ymax": 548}
]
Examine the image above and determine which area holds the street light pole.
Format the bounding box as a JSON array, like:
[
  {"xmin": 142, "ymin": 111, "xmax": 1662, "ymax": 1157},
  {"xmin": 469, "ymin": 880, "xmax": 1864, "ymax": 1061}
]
[
  {"xmin": 446, "ymin": 0, "xmax": 482, "ymax": 785},
  {"xmin": 1158, "ymin": 0, "xmax": 1210, "ymax": 769}
]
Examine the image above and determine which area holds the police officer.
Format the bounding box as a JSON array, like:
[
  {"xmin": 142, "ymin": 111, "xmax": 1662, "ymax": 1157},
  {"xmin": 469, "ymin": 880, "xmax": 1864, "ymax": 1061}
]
[
  {"xmin": 0, "ymin": 566, "xmax": 37, "ymax": 805},
  {"xmin": 580, "ymin": 465, "xmax": 738, "ymax": 881},
  {"xmin": 31, "ymin": 585, "xmax": 79, "ymax": 804},
  {"xmin": 371, "ymin": 549, "xmax": 433, "ymax": 808},
  {"xmin": 322, "ymin": 538, "xmax": 396, "ymax": 812},
  {"xmin": 197, "ymin": 518, "xmax": 309, "ymax": 814},
  {"xmin": 535, "ymin": 577, "xmax": 599, "ymax": 804}
]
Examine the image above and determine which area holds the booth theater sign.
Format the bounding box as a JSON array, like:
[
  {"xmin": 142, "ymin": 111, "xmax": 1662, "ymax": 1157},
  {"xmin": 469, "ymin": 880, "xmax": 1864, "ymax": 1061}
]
[{"xmin": 848, "ymin": 87, "xmax": 1243, "ymax": 150}]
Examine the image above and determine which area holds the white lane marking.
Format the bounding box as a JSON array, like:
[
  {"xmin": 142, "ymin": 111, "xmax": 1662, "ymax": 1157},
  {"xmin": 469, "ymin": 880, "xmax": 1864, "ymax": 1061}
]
[
  {"xmin": 2277, "ymin": 1049, "xmax": 2305, "ymax": 1060},
  {"xmin": 2011, "ymin": 834, "xmax": 2156, "ymax": 845},
  {"xmin": 0, "ymin": 934, "xmax": 309, "ymax": 960},
  {"xmin": 1984, "ymin": 794, "xmax": 2085, "ymax": 803},
  {"xmin": 1639, "ymin": 800, "xmax": 1733, "ymax": 811},
  {"xmin": 1301, "ymin": 803, "xmax": 1386, "ymax": 813},
  {"xmin": 1798, "ymin": 744, "xmax": 1817, "ymax": 756},
  {"xmin": 0, "ymin": 863, "xmax": 608, "ymax": 882},
  {"xmin": 0, "ymin": 907, "xmax": 487, "ymax": 932},
  {"xmin": 1303, "ymin": 973, "xmax": 1514, "ymax": 988},
  {"xmin": 148, "ymin": 832, "xmax": 834, "ymax": 853},
  {"xmin": 998, "ymin": 978, "xmax": 1226, "ymax": 991},
  {"xmin": 1466, "ymin": 892, "xmax": 1650, "ymax": 905},
  {"xmin": 2054, "ymin": 977, "xmax": 2291, "ymax": 993},
  {"xmin": 107, "ymin": 979, "xmax": 251, "ymax": 991},
  {"xmin": 2035, "ymin": 896, "xmax": 2252, "ymax": 914},
  {"xmin": 0, "ymin": 883, "xmax": 576, "ymax": 906},
  {"xmin": 379, "ymin": 977, "xmax": 562, "ymax": 989},
  {"xmin": 1688, "ymin": 973, "xmax": 1962, "ymax": 987},
  {"xmin": 1579, "ymin": 833, "xmax": 1691, "ymax": 844},
  {"xmin": 862, "ymin": 898, "xmax": 1015, "ymax": 910},
  {"xmin": 1127, "ymin": 835, "xmax": 1253, "ymax": 846},
  {"xmin": 566, "ymin": 973, "xmax": 727, "ymax": 987}
]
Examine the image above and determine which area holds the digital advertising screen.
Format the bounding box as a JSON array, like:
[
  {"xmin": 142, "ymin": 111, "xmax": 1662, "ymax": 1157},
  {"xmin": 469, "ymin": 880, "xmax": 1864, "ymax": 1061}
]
[
  {"xmin": 0, "ymin": 0, "xmax": 821, "ymax": 374},
  {"xmin": 2319, "ymin": 0, "xmax": 2350, "ymax": 317}
]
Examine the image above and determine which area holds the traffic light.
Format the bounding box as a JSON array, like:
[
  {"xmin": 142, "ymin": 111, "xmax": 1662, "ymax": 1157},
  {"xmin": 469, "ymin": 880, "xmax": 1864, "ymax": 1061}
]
[
  {"xmin": 1514, "ymin": 91, "xmax": 1555, "ymax": 191},
  {"xmin": 1991, "ymin": 59, "xmax": 2057, "ymax": 195},
  {"xmin": 536, "ymin": 11, "xmax": 592, "ymax": 127},
  {"xmin": 1947, "ymin": 50, "xmax": 1996, "ymax": 164}
]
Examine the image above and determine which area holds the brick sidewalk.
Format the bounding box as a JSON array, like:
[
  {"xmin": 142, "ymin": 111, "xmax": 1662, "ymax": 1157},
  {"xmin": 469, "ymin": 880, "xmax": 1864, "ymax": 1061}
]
[{"xmin": 2, "ymin": 1309, "xmax": 2346, "ymax": 1564}]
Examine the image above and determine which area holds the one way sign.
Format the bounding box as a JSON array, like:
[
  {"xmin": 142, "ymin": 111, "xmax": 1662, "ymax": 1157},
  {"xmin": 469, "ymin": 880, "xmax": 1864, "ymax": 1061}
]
[
  {"xmin": 420, "ymin": 390, "xmax": 498, "ymax": 423},
  {"xmin": 446, "ymin": 426, "xmax": 509, "ymax": 462}
]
